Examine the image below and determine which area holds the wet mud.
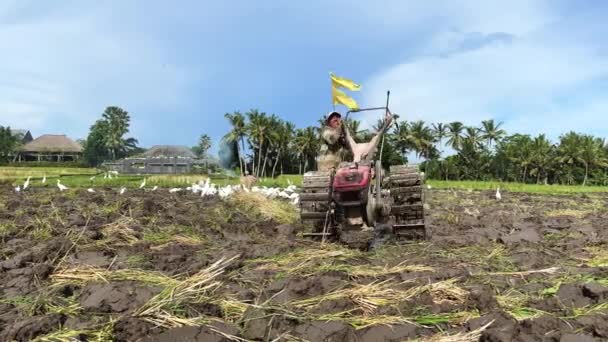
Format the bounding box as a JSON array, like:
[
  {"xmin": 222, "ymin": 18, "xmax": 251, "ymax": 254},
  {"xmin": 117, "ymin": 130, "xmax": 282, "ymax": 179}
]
[{"xmin": 1, "ymin": 187, "xmax": 608, "ymax": 341}]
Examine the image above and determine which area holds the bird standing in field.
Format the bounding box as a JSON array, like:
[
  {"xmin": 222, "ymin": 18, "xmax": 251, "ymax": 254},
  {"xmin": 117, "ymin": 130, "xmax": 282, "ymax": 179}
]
[
  {"xmin": 495, "ymin": 187, "xmax": 502, "ymax": 201},
  {"xmin": 23, "ymin": 176, "xmax": 31, "ymax": 190},
  {"xmin": 42, "ymin": 175, "xmax": 46, "ymax": 184},
  {"xmin": 57, "ymin": 180, "xmax": 68, "ymax": 191},
  {"xmin": 139, "ymin": 178, "xmax": 146, "ymax": 189}
]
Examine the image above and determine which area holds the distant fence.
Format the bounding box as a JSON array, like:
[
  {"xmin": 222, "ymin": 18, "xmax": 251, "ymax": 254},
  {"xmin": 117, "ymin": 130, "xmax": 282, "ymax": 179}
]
[{"xmin": 102, "ymin": 157, "xmax": 216, "ymax": 174}]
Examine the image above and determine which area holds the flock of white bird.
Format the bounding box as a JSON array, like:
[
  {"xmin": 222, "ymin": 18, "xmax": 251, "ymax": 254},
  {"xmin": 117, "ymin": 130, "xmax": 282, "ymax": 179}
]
[
  {"xmin": 13, "ymin": 172, "xmax": 301, "ymax": 205},
  {"xmin": 13, "ymin": 171, "xmax": 502, "ymax": 205}
]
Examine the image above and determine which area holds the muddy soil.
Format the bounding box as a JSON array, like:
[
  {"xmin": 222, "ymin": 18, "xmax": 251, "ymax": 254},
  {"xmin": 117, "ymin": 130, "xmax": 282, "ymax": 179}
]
[{"xmin": 2, "ymin": 187, "xmax": 608, "ymax": 341}]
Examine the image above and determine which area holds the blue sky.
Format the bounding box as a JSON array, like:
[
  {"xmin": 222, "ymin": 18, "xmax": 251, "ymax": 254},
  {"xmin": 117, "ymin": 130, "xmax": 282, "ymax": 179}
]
[{"xmin": 1, "ymin": 1, "xmax": 608, "ymax": 156}]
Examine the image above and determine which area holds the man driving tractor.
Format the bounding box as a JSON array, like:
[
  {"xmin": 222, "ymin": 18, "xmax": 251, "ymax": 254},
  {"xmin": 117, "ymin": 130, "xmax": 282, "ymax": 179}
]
[{"xmin": 317, "ymin": 110, "xmax": 394, "ymax": 171}]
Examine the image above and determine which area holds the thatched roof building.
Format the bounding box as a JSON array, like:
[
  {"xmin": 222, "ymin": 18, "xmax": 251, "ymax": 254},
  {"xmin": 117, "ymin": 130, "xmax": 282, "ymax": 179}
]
[{"xmin": 17, "ymin": 134, "xmax": 83, "ymax": 161}]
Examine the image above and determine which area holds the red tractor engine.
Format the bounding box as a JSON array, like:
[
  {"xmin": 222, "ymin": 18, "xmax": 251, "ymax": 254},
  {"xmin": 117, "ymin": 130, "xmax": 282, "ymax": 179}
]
[{"xmin": 332, "ymin": 164, "xmax": 372, "ymax": 205}]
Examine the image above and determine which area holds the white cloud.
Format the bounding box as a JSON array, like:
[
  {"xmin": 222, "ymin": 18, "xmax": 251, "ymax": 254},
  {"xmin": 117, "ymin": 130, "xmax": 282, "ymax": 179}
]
[
  {"xmin": 361, "ymin": 1, "xmax": 608, "ymax": 142},
  {"xmin": 0, "ymin": 2, "xmax": 193, "ymax": 140}
]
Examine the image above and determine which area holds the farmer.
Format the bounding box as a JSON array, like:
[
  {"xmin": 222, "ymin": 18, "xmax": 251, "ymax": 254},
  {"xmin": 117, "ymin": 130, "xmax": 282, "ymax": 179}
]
[{"xmin": 317, "ymin": 111, "xmax": 348, "ymax": 171}]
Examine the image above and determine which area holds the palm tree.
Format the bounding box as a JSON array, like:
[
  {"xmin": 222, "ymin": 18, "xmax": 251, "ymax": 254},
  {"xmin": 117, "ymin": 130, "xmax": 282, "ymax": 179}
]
[
  {"xmin": 579, "ymin": 135, "xmax": 608, "ymax": 185},
  {"xmin": 529, "ymin": 134, "xmax": 554, "ymax": 184},
  {"xmin": 463, "ymin": 126, "xmax": 483, "ymax": 151},
  {"xmin": 101, "ymin": 106, "xmax": 131, "ymax": 160},
  {"xmin": 393, "ymin": 121, "xmax": 414, "ymax": 161},
  {"xmin": 431, "ymin": 122, "xmax": 447, "ymax": 153},
  {"xmin": 271, "ymin": 121, "xmax": 295, "ymax": 177},
  {"xmin": 446, "ymin": 121, "xmax": 465, "ymax": 151},
  {"xmin": 261, "ymin": 114, "xmax": 281, "ymax": 177},
  {"xmin": 223, "ymin": 111, "xmax": 246, "ymax": 175},
  {"xmin": 408, "ymin": 121, "xmax": 434, "ymax": 159},
  {"xmin": 557, "ymin": 132, "xmax": 583, "ymax": 185},
  {"xmin": 481, "ymin": 119, "xmax": 506, "ymax": 148},
  {"xmin": 246, "ymin": 110, "xmax": 271, "ymax": 177},
  {"xmin": 294, "ymin": 127, "xmax": 319, "ymax": 173}
]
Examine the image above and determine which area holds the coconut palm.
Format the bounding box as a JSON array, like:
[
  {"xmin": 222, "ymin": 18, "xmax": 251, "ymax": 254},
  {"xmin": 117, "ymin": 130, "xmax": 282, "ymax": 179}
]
[
  {"xmin": 271, "ymin": 121, "xmax": 295, "ymax": 177},
  {"xmin": 246, "ymin": 110, "xmax": 271, "ymax": 177},
  {"xmin": 261, "ymin": 114, "xmax": 281, "ymax": 177},
  {"xmin": 393, "ymin": 121, "xmax": 414, "ymax": 161},
  {"xmin": 528, "ymin": 134, "xmax": 554, "ymax": 184},
  {"xmin": 463, "ymin": 126, "xmax": 484, "ymax": 151},
  {"xmin": 446, "ymin": 121, "xmax": 465, "ymax": 151},
  {"xmin": 579, "ymin": 135, "xmax": 608, "ymax": 185},
  {"xmin": 294, "ymin": 127, "xmax": 319, "ymax": 173},
  {"xmin": 431, "ymin": 122, "xmax": 447, "ymax": 153},
  {"xmin": 481, "ymin": 119, "xmax": 506, "ymax": 148},
  {"xmin": 101, "ymin": 106, "xmax": 131, "ymax": 160},
  {"xmin": 223, "ymin": 111, "xmax": 246, "ymax": 175},
  {"xmin": 409, "ymin": 120, "xmax": 435, "ymax": 159}
]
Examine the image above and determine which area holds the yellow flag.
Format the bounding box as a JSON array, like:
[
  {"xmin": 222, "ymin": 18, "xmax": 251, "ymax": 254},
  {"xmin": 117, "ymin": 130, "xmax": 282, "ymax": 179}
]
[
  {"xmin": 330, "ymin": 72, "xmax": 361, "ymax": 91},
  {"xmin": 332, "ymin": 87, "xmax": 359, "ymax": 110}
]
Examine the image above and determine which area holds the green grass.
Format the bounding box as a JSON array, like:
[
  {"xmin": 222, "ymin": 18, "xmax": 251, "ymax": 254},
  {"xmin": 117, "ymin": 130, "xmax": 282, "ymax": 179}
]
[
  {"xmin": 3, "ymin": 166, "xmax": 305, "ymax": 188},
  {"xmin": 427, "ymin": 180, "xmax": 608, "ymax": 194},
  {"xmin": 0, "ymin": 166, "xmax": 96, "ymax": 182},
  {"xmin": 4, "ymin": 165, "xmax": 608, "ymax": 193}
]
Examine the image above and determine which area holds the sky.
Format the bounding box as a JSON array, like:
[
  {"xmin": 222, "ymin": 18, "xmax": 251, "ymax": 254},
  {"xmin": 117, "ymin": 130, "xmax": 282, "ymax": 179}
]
[{"xmin": 1, "ymin": 1, "xmax": 608, "ymax": 157}]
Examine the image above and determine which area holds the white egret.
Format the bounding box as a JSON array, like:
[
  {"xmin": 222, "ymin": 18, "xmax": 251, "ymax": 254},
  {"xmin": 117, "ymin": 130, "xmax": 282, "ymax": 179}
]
[
  {"xmin": 23, "ymin": 176, "xmax": 31, "ymax": 190},
  {"xmin": 57, "ymin": 180, "xmax": 68, "ymax": 191}
]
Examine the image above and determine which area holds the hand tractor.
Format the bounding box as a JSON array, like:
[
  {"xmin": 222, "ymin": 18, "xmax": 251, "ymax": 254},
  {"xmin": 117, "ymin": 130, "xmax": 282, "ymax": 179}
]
[{"xmin": 299, "ymin": 95, "xmax": 429, "ymax": 249}]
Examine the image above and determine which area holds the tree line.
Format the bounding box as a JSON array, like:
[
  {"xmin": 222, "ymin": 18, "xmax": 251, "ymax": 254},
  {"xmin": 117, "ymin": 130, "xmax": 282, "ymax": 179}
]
[
  {"xmin": 81, "ymin": 106, "xmax": 212, "ymax": 166},
  {"xmin": 1, "ymin": 106, "xmax": 213, "ymax": 167},
  {"xmin": 222, "ymin": 110, "xmax": 608, "ymax": 186}
]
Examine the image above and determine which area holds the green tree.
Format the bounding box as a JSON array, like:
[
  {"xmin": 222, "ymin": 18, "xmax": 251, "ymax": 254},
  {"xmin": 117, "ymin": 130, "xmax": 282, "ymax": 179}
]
[
  {"xmin": 0, "ymin": 126, "xmax": 19, "ymax": 162},
  {"xmin": 223, "ymin": 111, "xmax": 247, "ymax": 175},
  {"xmin": 431, "ymin": 122, "xmax": 447, "ymax": 153},
  {"xmin": 579, "ymin": 135, "xmax": 607, "ymax": 186},
  {"xmin": 393, "ymin": 121, "xmax": 414, "ymax": 161},
  {"xmin": 557, "ymin": 132, "xmax": 584, "ymax": 185},
  {"xmin": 82, "ymin": 120, "xmax": 111, "ymax": 167},
  {"xmin": 294, "ymin": 127, "xmax": 319, "ymax": 174},
  {"xmin": 192, "ymin": 134, "xmax": 212, "ymax": 158},
  {"xmin": 446, "ymin": 121, "xmax": 465, "ymax": 151},
  {"xmin": 271, "ymin": 120, "xmax": 295, "ymax": 177},
  {"xmin": 481, "ymin": 119, "xmax": 506, "ymax": 149},
  {"xmin": 529, "ymin": 134, "xmax": 554, "ymax": 184},
  {"xmin": 101, "ymin": 106, "xmax": 134, "ymax": 160},
  {"xmin": 246, "ymin": 109, "xmax": 271, "ymax": 177}
]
